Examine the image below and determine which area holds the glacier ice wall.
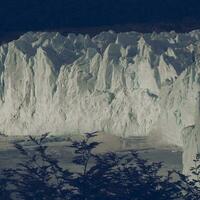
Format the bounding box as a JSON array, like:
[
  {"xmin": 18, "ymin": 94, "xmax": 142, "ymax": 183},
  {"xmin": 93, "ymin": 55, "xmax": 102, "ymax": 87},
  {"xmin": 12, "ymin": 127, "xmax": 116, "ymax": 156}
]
[
  {"xmin": 0, "ymin": 30, "xmax": 200, "ymax": 151},
  {"xmin": 181, "ymin": 91, "xmax": 200, "ymax": 175}
]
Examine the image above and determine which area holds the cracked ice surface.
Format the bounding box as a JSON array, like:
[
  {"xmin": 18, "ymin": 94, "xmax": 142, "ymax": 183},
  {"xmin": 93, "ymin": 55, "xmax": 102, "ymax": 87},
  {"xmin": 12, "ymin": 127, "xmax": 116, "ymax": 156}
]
[{"xmin": 0, "ymin": 31, "xmax": 199, "ymax": 151}]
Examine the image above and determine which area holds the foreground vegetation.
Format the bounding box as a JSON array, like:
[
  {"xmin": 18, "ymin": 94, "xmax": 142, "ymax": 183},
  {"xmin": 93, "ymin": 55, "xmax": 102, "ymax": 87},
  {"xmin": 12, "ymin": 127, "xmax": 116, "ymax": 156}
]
[{"xmin": 0, "ymin": 132, "xmax": 200, "ymax": 200}]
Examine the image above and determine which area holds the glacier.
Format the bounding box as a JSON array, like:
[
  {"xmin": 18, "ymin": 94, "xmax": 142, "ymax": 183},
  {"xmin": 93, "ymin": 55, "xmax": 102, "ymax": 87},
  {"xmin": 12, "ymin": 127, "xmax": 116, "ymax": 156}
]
[{"xmin": 0, "ymin": 30, "xmax": 200, "ymax": 174}]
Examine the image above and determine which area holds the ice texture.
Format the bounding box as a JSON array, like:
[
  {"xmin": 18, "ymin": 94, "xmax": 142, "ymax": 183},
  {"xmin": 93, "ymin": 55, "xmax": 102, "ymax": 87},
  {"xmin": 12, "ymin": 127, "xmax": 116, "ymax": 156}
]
[
  {"xmin": 1, "ymin": 31, "xmax": 200, "ymax": 161},
  {"xmin": 1, "ymin": 30, "xmax": 200, "ymax": 174}
]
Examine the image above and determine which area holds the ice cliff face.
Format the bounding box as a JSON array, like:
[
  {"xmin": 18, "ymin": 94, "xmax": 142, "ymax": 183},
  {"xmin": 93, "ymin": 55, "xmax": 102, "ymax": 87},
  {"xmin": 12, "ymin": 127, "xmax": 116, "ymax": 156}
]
[
  {"xmin": 0, "ymin": 30, "xmax": 200, "ymax": 150},
  {"xmin": 181, "ymin": 91, "xmax": 200, "ymax": 175}
]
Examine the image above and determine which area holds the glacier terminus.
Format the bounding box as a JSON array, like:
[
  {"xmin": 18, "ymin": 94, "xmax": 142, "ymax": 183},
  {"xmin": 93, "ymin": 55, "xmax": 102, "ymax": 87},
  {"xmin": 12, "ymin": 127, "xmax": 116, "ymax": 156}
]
[{"xmin": 0, "ymin": 30, "xmax": 200, "ymax": 174}]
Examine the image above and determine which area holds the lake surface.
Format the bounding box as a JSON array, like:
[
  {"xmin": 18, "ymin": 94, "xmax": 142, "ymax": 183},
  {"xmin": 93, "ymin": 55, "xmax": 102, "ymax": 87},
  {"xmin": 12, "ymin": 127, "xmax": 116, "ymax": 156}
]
[{"xmin": 0, "ymin": 133, "xmax": 182, "ymax": 174}]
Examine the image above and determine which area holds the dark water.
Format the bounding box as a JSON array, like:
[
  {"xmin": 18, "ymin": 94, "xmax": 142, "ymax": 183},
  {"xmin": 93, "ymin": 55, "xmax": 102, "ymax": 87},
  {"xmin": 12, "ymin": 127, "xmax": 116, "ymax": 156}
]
[{"xmin": 0, "ymin": 134, "xmax": 182, "ymax": 173}]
